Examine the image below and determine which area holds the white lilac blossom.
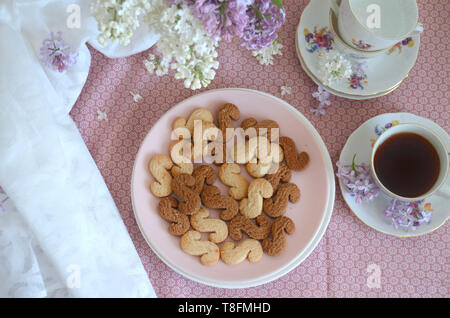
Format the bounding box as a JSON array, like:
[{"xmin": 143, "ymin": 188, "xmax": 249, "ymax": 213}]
[
  {"xmin": 280, "ymin": 83, "xmax": 291, "ymax": 96},
  {"xmin": 90, "ymin": 0, "xmax": 151, "ymax": 46},
  {"xmin": 318, "ymin": 50, "xmax": 352, "ymax": 87},
  {"xmin": 143, "ymin": 53, "xmax": 169, "ymax": 76},
  {"xmin": 145, "ymin": 1, "xmax": 220, "ymax": 90},
  {"xmin": 129, "ymin": 91, "xmax": 143, "ymax": 102},
  {"xmin": 97, "ymin": 109, "xmax": 108, "ymax": 121},
  {"xmin": 384, "ymin": 200, "xmax": 433, "ymax": 231},
  {"xmin": 252, "ymin": 38, "xmax": 283, "ymax": 65},
  {"xmin": 92, "ymin": 0, "xmax": 287, "ymax": 89},
  {"xmin": 39, "ymin": 32, "xmax": 78, "ymax": 72},
  {"xmin": 310, "ymin": 85, "xmax": 331, "ymax": 117},
  {"xmin": 336, "ymin": 154, "xmax": 380, "ymax": 204}
]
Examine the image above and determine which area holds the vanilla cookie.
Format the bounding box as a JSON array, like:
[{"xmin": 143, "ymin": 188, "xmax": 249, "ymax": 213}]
[
  {"xmin": 218, "ymin": 163, "xmax": 249, "ymax": 200},
  {"xmin": 239, "ymin": 179, "xmax": 273, "ymax": 219},
  {"xmin": 262, "ymin": 216, "xmax": 295, "ymax": 256},
  {"xmin": 263, "ymin": 183, "xmax": 301, "ymax": 218},
  {"xmin": 173, "ymin": 108, "xmax": 214, "ymax": 135},
  {"xmin": 220, "ymin": 239, "xmax": 263, "ymax": 265},
  {"xmin": 228, "ymin": 215, "xmax": 271, "ymax": 241},
  {"xmin": 200, "ymin": 185, "xmax": 239, "ymax": 221},
  {"xmin": 190, "ymin": 209, "xmax": 228, "ymax": 243},
  {"xmin": 171, "ymin": 173, "xmax": 201, "ymax": 215},
  {"xmin": 157, "ymin": 197, "xmax": 190, "ymax": 236},
  {"xmin": 180, "ymin": 231, "xmax": 220, "ymax": 266},
  {"xmin": 169, "ymin": 140, "xmax": 193, "ymax": 177},
  {"xmin": 149, "ymin": 155, "xmax": 173, "ymax": 197},
  {"xmin": 192, "ymin": 121, "xmax": 221, "ymax": 162},
  {"xmin": 278, "ymin": 136, "xmax": 310, "ymax": 172},
  {"xmin": 245, "ymin": 137, "xmax": 284, "ymax": 178}
]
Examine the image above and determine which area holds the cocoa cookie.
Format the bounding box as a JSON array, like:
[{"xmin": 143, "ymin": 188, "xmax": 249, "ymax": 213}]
[
  {"xmin": 240, "ymin": 118, "xmax": 280, "ymax": 141},
  {"xmin": 263, "ymin": 183, "xmax": 301, "ymax": 218},
  {"xmin": 157, "ymin": 197, "xmax": 190, "ymax": 236},
  {"xmin": 228, "ymin": 215, "xmax": 271, "ymax": 241},
  {"xmin": 278, "ymin": 136, "xmax": 310, "ymax": 172},
  {"xmin": 217, "ymin": 103, "xmax": 240, "ymax": 140},
  {"xmin": 192, "ymin": 165, "xmax": 216, "ymax": 194},
  {"xmin": 220, "ymin": 239, "xmax": 263, "ymax": 265},
  {"xmin": 200, "ymin": 185, "xmax": 239, "ymax": 221},
  {"xmin": 180, "ymin": 230, "xmax": 220, "ymax": 266},
  {"xmin": 266, "ymin": 163, "xmax": 292, "ymax": 192},
  {"xmin": 171, "ymin": 173, "xmax": 201, "ymax": 215},
  {"xmin": 262, "ymin": 216, "xmax": 295, "ymax": 256}
]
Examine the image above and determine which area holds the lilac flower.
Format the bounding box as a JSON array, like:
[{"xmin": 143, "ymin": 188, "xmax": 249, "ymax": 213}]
[
  {"xmin": 312, "ymin": 85, "xmax": 331, "ymax": 106},
  {"xmin": 310, "ymin": 105, "xmax": 326, "ymax": 117},
  {"xmin": 384, "ymin": 199, "xmax": 433, "ymax": 231},
  {"xmin": 189, "ymin": 0, "xmax": 249, "ymax": 41},
  {"xmin": 241, "ymin": 0, "xmax": 286, "ymax": 51},
  {"xmin": 310, "ymin": 85, "xmax": 332, "ymax": 116},
  {"xmin": 40, "ymin": 32, "xmax": 78, "ymax": 73},
  {"xmin": 336, "ymin": 154, "xmax": 380, "ymax": 203}
]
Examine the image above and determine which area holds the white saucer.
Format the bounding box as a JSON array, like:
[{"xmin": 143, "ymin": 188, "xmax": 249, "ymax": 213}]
[
  {"xmin": 296, "ymin": 0, "xmax": 420, "ymax": 100},
  {"xmin": 295, "ymin": 40, "xmax": 402, "ymax": 100},
  {"xmin": 339, "ymin": 113, "xmax": 450, "ymax": 237}
]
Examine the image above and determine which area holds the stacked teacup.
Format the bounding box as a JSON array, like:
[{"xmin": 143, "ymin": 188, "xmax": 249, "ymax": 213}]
[{"xmin": 329, "ymin": 0, "xmax": 423, "ymax": 60}]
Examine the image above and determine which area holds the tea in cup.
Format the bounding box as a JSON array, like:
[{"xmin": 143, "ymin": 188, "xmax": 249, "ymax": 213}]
[{"xmin": 371, "ymin": 124, "xmax": 449, "ymax": 201}]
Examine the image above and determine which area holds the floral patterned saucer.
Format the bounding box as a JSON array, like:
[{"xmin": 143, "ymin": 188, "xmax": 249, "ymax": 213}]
[
  {"xmin": 295, "ymin": 0, "xmax": 420, "ymax": 100},
  {"xmin": 339, "ymin": 113, "xmax": 450, "ymax": 237}
]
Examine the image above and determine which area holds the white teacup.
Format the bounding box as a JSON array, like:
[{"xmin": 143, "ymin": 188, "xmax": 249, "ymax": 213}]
[
  {"xmin": 329, "ymin": 9, "xmax": 388, "ymax": 60},
  {"xmin": 330, "ymin": 0, "xmax": 424, "ymax": 52},
  {"xmin": 370, "ymin": 124, "xmax": 449, "ymax": 202}
]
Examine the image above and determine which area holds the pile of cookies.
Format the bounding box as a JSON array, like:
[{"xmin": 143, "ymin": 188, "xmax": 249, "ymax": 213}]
[{"xmin": 148, "ymin": 103, "xmax": 309, "ymax": 266}]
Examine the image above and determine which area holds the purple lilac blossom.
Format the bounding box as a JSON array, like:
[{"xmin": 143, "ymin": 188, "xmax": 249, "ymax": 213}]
[
  {"xmin": 384, "ymin": 200, "xmax": 432, "ymax": 231},
  {"xmin": 336, "ymin": 156, "xmax": 380, "ymax": 204},
  {"xmin": 241, "ymin": 0, "xmax": 285, "ymax": 50},
  {"xmin": 189, "ymin": 0, "xmax": 249, "ymax": 41},
  {"xmin": 39, "ymin": 32, "xmax": 78, "ymax": 73},
  {"xmin": 310, "ymin": 85, "xmax": 331, "ymax": 116}
]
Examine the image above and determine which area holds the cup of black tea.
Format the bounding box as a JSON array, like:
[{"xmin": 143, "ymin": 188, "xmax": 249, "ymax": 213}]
[{"xmin": 371, "ymin": 123, "xmax": 449, "ymax": 201}]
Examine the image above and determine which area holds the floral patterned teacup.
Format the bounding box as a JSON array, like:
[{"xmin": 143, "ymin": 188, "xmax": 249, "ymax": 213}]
[
  {"xmin": 370, "ymin": 123, "xmax": 449, "ymax": 202},
  {"xmin": 330, "ymin": 0, "xmax": 423, "ymax": 52}
]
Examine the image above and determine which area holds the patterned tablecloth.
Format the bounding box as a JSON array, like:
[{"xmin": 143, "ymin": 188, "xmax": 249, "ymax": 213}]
[{"xmin": 70, "ymin": 0, "xmax": 449, "ymax": 297}]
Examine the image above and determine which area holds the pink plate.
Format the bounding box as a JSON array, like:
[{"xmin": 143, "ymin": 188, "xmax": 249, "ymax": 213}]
[{"xmin": 131, "ymin": 88, "xmax": 335, "ymax": 288}]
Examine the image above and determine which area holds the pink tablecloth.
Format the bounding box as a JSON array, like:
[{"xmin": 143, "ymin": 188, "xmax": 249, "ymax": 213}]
[{"xmin": 70, "ymin": 0, "xmax": 449, "ymax": 297}]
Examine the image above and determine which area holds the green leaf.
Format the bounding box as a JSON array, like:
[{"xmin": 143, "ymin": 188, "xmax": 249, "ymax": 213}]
[{"xmin": 271, "ymin": 0, "xmax": 284, "ymax": 9}]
